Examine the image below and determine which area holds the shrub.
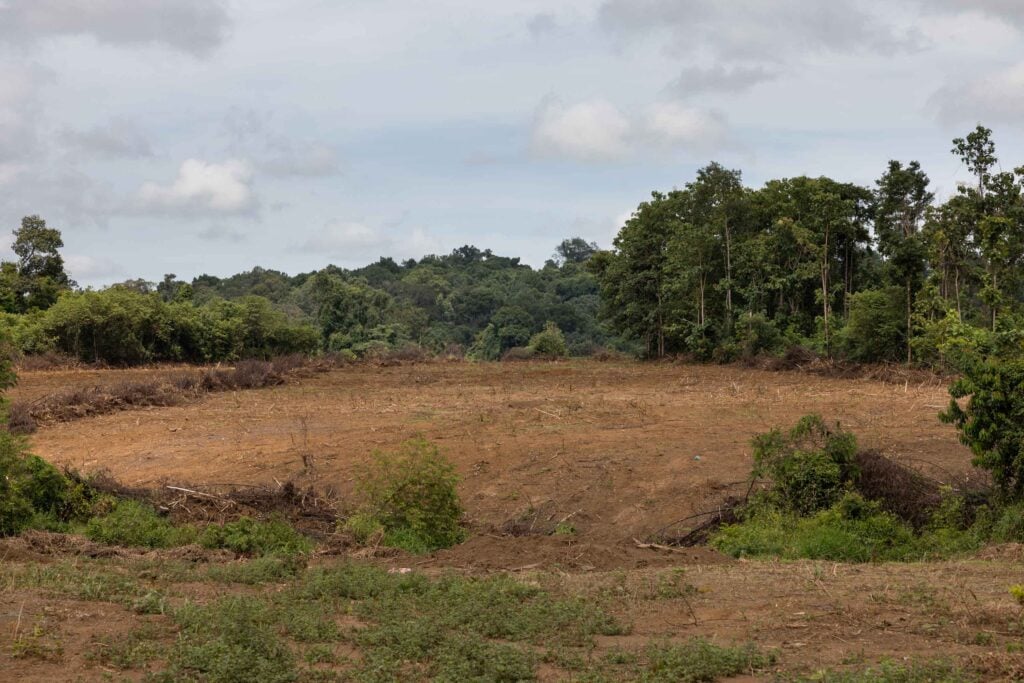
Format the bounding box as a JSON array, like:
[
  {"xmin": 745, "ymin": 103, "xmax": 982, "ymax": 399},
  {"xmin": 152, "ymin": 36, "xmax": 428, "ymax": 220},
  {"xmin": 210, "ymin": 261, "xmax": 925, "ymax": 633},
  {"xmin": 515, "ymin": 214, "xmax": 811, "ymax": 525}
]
[
  {"xmin": 345, "ymin": 438, "xmax": 465, "ymax": 553},
  {"xmin": 85, "ymin": 499, "xmax": 197, "ymax": 548},
  {"xmin": 752, "ymin": 414, "xmax": 858, "ymax": 515},
  {"xmin": 840, "ymin": 287, "xmax": 906, "ymax": 363},
  {"xmin": 0, "ymin": 433, "xmax": 92, "ymax": 535},
  {"xmin": 7, "ymin": 402, "xmax": 36, "ymax": 434},
  {"xmin": 713, "ymin": 493, "xmax": 921, "ymax": 562},
  {"xmin": 199, "ymin": 517, "xmax": 312, "ymax": 557},
  {"xmin": 528, "ymin": 321, "xmax": 568, "ymax": 358},
  {"xmin": 942, "ymin": 359, "xmax": 1024, "ymax": 499},
  {"xmin": 643, "ymin": 638, "xmax": 772, "ymax": 682},
  {"xmin": 736, "ymin": 313, "xmax": 783, "ymax": 359}
]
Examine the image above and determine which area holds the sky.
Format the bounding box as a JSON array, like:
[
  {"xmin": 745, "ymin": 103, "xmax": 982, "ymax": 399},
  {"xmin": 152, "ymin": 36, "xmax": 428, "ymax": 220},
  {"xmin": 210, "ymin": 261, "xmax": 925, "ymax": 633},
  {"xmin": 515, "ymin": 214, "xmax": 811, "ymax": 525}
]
[{"xmin": 2, "ymin": 1, "xmax": 1024, "ymax": 287}]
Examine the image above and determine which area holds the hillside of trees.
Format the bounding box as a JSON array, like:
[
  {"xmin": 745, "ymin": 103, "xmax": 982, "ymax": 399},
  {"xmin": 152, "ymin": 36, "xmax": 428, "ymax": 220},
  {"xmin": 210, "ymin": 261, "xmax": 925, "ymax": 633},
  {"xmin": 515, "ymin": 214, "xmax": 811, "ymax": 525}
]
[
  {"xmin": 1, "ymin": 124, "xmax": 1019, "ymax": 369},
  {"xmin": 0, "ymin": 226, "xmax": 619, "ymax": 364}
]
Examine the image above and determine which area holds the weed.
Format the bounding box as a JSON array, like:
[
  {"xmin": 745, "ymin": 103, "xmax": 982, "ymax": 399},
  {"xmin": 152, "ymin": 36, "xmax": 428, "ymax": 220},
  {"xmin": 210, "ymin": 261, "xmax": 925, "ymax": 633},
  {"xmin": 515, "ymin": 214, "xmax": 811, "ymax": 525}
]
[
  {"xmin": 199, "ymin": 516, "xmax": 313, "ymax": 557},
  {"xmin": 553, "ymin": 521, "xmax": 576, "ymax": 536},
  {"xmin": 85, "ymin": 498, "xmax": 198, "ymax": 548},
  {"xmin": 752, "ymin": 414, "xmax": 858, "ymax": 515},
  {"xmin": 161, "ymin": 596, "xmax": 298, "ymax": 683},
  {"xmin": 88, "ymin": 624, "xmax": 165, "ymax": 670},
  {"xmin": 207, "ymin": 555, "xmax": 306, "ymax": 584},
  {"xmin": 641, "ymin": 639, "xmax": 773, "ymax": 682}
]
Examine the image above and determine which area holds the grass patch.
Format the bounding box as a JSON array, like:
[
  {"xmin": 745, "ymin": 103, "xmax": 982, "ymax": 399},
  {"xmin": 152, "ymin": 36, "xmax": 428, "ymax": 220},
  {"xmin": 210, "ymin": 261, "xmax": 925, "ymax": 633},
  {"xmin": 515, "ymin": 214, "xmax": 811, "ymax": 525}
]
[
  {"xmin": 207, "ymin": 555, "xmax": 306, "ymax": 585},
  {"xmin": 159, "ymin": 596, "xmax": 299, "ymax": 683},
  {"xmin": 798, "ymin": 659, "xmax": 972, "ymax": 682},
  {"xmin": 641, "ymin": 639, "xmax": 774, "ymax": 682},
  {"xmin": 88, "ymin": 624, "xmax": 166, "ymax": 670}
]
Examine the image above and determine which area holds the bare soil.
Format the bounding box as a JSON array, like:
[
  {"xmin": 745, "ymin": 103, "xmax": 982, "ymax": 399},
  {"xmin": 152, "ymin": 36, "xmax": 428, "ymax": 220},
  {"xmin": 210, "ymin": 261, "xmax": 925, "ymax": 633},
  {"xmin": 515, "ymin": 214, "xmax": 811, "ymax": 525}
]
[{"xmin": 4, "ymin": 360, "xmax": 1014, "ymax": 680}]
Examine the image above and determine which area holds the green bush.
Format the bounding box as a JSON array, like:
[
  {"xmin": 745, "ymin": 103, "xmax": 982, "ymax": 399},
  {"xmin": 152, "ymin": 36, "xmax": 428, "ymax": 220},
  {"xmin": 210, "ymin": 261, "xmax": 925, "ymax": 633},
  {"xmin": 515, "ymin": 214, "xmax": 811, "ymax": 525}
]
[
  {"xmin": 528, "ymin": 321, "xmax": 568, "ymax": 358},
  {"xmin": 736, "ymin": 313, "xmax": 783, "ymax": 358},
  {"xmin": 752, "ymin": 414, "xmax": 858, "ymax": 515},
  {"xmin": 642, "ymin": 638, "xmax": 773, "ymax": 682},
  {"xmin": 345, "ymin": 438, "xmax": 465, "ymax": 553},
  {"xmin": 85, "ymin": 499, "xmax": 197, "ymax": 549},
  {"xmin": 0, "ymin": 432, "xmax": 92, "ymax": 535},
  {"xmin": 942, "ymin": 359, "xmax": 1024, "ymax": 498},
  {"xmin": 32, "ymin": 288, "xmax": 318, "ymax": 364},
  {"xmin": 86, "ymin": 501, "xmax": 311, "ymax": 556},
  {"xmin": 199, "ymin": 517, "xmax": 312, "ymax": 557},
  {"xmin": 840, "ymin": 287, "xmax": 906, "ymax": 363},
  {"xmin": 713, "ymin": 493, "xmax": 921, "ymax": 562}
]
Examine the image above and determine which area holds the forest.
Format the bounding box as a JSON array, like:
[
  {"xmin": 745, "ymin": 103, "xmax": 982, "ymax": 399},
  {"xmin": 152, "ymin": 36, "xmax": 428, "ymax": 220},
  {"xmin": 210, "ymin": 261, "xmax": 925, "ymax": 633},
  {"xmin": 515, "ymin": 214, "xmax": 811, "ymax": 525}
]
[{"xmin": 0, "ymin": 124, "xmax": 1019, "ymax": 370}]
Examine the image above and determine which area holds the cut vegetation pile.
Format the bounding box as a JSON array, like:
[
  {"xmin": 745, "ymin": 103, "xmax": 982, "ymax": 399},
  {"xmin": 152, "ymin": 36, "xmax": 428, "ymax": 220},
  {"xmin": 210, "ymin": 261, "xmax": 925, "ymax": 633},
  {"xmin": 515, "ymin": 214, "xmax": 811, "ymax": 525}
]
[{"xmin": 7, "ymin": 355, "xmax": 332, "ymax": 433}]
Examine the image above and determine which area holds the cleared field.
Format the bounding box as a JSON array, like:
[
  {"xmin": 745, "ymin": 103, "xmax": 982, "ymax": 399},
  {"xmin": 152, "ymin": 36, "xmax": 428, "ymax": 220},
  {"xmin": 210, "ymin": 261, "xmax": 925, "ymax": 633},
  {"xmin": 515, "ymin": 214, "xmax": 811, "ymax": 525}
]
[
  {"xmin": 18, "ymin": 361, "xmax": 969, "ymax": 568},
  {"xmin": 6, "ymin": 361, "xmax": 1018, "ymax": 681}
]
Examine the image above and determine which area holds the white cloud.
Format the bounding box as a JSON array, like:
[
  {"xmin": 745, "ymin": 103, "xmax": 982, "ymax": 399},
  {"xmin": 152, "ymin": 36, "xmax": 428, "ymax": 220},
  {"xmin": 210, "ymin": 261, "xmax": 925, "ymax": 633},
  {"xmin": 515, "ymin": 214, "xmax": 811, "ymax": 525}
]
[
  {"xmin": 0, "ymin": 62, "xmax": 53, "ymax": 163},
  {"xmin": 222, "ymin": 108, "xmax": 340, "ymax": 177},
  {"xmin": 0, "ymin": 0, "xmax": 231, "ymax": 56},
  {"xmin": 530, "ymin": 98, "xmax": 632, "ymax": 162},
  {"xmin": 930, "ymin": 62, "xmax": 1024, "ymax": 124},
  {"xmin": 137, "ymin": 159, "xmax": 257, "ymax": 215},
  {"xmin": 645, "ymin": 103, "xmax": 728, "ymax": 151},
  {"xmin": 300, "ymin": 221, "xmax": 381, "ymax": 253},
  {"xmin": 529, "ymin": 97, "xmax": 729, "ymax": 163}
]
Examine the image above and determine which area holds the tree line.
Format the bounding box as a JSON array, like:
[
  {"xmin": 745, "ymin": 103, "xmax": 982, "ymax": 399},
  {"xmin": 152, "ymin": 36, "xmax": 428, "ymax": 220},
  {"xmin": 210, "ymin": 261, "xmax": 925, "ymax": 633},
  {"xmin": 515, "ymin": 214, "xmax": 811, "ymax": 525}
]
[
  {"xmin": 0, "ymin": 220, "xmax": 620, "ymax": 364},
  {"xmin": 589, "ymin": 126, "xmax": 1024, "ymax": 368}
]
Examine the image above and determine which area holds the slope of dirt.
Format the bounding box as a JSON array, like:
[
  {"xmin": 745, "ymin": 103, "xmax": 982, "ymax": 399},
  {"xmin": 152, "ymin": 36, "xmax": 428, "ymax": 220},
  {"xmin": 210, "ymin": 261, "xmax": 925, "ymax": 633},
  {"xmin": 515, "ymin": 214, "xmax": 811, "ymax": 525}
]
[{"xmin": 19, "ymin": 361, "xmax": 971, "ymax": 569}]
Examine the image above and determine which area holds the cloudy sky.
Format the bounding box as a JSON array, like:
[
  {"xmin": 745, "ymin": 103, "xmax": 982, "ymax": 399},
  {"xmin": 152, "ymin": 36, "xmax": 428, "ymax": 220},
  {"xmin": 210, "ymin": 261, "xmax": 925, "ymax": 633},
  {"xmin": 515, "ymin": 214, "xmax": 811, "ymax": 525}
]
[{"xmin": 1, "ymin": 0, "xmax": 1024, "ymax": 286}]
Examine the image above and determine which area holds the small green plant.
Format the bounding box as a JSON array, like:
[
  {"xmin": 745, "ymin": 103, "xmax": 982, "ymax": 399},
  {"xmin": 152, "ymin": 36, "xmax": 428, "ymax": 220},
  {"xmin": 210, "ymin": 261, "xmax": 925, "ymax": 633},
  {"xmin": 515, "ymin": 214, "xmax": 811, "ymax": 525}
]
[
  {"xmin": 1010, "ymin": 584, "xmax": 1024, "ymax": 606},
  {"xmin": 345, "ymin": 438, "xmax": 465, "ymax": 553},
  {"xmin": 553, "ymin": 521, "xmax": 576, "ymax": 536}
]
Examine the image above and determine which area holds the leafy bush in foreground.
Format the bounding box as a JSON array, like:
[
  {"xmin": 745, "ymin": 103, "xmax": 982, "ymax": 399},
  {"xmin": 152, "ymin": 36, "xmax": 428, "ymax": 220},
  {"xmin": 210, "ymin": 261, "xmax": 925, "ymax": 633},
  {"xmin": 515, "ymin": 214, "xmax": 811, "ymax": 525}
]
[
  {"xmin": 0, "ymin": 432, "xmax": 92, "ymax": 535},
  {"xmin": 714, "ymin": 415, "xmax": 986, "ymax": 562},
  {"xmin": 752, "ymin": 414, "xmax": 858, "ymax": 515},
  {"xmin": 346, "ymin": 438, "xmax": 465, "ymax": 553},
  {"xmin": 942, "ymin": 359, "xmax": 1024, "ymax": 498}
]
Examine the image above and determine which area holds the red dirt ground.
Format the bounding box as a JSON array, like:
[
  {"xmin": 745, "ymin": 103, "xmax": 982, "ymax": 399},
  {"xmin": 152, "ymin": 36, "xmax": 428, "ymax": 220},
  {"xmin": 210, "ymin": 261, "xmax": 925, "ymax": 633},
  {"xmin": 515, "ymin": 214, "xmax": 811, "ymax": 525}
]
[
  {"xmin": 15, "ymin": 361, "xmax": 971, "ymax": 569},
  {"xmin": 5, "ymin": 361, "xmax": 1023, "ymax": 681}
]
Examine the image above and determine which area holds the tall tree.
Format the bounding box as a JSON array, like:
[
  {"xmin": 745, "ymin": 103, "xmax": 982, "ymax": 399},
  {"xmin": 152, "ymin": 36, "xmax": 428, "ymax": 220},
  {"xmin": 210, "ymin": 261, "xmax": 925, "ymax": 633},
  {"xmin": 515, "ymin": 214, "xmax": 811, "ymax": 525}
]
[
  {"xmin": 6, "ymin": 215, "xmax": 74, "ymax": 312},
  {"xmin": 875, "ymin": 160, "xmax": 934, "ymax": 362},
  {"xmin": 686, "ymin": 162, "xmax": 745, "ymax": 334},
  {"xmin": 952, "ymin": 126, "xmax": 997, "ymax": 198}
]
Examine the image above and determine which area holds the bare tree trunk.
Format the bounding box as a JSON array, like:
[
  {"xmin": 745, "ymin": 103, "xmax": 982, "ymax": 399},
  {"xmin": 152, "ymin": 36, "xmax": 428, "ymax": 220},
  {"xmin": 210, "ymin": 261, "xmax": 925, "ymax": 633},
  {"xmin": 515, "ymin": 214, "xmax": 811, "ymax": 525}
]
[
  {"xmin": 724, "ymin": 218, "xmax": 733, "ymax": 328},
  {"xmin": 954, "ymin": 268, "xmax": 962, "ymax": 320},
  {"xmin": 821, "ymin": 228, "xmax": 831, "ymax": 355},
  {"xmin": 906, "ymin": 280, "xmax": 913, "ymax": 365}
]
